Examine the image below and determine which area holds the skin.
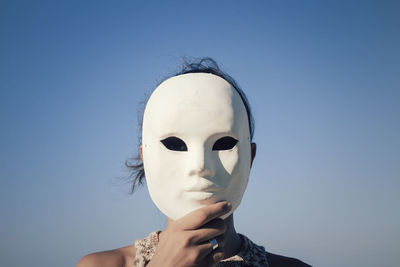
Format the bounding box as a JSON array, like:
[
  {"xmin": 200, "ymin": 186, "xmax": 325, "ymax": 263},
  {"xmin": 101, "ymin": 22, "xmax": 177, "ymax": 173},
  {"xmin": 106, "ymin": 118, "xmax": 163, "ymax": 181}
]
[{"xmin": 76, "ymin": 143, "xmax": 256, "ymax": 267}]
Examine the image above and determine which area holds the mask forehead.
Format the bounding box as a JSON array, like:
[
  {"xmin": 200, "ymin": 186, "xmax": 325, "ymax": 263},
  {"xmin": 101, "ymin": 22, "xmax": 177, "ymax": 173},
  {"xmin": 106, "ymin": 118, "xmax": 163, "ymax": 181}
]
[{"xmin": 143, "ymin": 73, "xmax": 249, "ymax": 139}]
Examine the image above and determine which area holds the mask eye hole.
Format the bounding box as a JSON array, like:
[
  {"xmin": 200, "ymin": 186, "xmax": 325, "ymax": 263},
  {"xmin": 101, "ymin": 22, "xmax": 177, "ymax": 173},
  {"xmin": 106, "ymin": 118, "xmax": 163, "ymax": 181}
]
[
  {"xmin": 161, "ymin": 137, "xmax": 188, "ymax": 151},
  {"xmin": 212, "ymin": 136, "xmax": 238, "ymax": 151}
]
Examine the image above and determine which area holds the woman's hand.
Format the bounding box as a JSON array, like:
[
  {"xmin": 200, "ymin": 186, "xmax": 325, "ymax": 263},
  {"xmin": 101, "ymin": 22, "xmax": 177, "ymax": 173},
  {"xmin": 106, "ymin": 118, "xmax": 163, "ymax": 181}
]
[{"xmin": 146, "ymin": 201, "xmax": 231, "ymax": 267}]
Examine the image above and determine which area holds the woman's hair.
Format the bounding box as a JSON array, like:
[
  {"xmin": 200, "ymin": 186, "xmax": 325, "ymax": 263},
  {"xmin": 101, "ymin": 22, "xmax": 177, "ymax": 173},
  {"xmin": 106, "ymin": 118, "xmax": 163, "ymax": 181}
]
[{"xmin": 126, "ymin": 57, "xmax": 255, "ymax": 193}]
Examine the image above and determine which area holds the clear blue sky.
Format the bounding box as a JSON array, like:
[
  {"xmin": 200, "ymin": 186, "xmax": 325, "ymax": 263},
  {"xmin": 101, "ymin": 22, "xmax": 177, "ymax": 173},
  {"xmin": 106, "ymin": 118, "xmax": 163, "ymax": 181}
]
[{"xmin": 1, "ymin": 1, "xmax": 399, "ymax": 266}]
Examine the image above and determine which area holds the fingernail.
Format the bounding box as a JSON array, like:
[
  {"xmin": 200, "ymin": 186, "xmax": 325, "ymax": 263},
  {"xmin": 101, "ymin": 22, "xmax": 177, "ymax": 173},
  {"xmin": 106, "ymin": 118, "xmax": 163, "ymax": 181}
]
[{"xmin": 223, "ymin": 202, "xmax": 232, "ymax": 211}]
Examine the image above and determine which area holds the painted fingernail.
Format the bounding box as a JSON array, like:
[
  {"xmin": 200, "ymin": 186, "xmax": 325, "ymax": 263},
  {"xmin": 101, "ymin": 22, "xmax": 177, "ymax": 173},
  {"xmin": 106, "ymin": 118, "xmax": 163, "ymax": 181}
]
[{"xmin": 223, "ymin": 202, "xmax": 232, "ymax": 211}]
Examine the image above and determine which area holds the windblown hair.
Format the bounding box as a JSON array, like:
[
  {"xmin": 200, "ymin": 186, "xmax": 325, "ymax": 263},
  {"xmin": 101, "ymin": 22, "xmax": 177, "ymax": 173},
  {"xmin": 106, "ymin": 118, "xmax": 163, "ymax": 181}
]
[{"xmin": 125, "ymin": 57, "xmax": 255, "ymax": 193}]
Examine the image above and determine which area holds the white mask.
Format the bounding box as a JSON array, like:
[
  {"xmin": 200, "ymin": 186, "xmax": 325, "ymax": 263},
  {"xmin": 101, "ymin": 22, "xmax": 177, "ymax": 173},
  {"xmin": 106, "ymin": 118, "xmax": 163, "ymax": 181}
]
[{"xmin": 142, "ymin": 73, "xmax": 251, "ymax": 220}]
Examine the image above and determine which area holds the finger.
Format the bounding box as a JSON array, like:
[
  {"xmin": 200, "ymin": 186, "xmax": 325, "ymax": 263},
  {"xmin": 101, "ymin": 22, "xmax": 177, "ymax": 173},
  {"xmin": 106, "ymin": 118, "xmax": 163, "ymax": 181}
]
[
  {"xmin": 196, "ymin": 240, "xmax": 224, "ymax": 261},
  {"xmin": 191, "ymin": 219, "xmax": 226, "ymax": 244},
  {"xmin": 201, "ymin": 247, "xmax": 224, "ymax": 266},
  {"xmin": 176, "ymin": 201, "xmax": 232, "ymax": 230}
]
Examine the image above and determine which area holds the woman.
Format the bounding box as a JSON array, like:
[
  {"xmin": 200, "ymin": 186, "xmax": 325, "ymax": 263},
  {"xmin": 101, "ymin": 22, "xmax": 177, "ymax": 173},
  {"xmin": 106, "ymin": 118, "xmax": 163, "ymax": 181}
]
[{"xmin": 77, "ymin": 58, "xmax": 311, "ymax": 267}]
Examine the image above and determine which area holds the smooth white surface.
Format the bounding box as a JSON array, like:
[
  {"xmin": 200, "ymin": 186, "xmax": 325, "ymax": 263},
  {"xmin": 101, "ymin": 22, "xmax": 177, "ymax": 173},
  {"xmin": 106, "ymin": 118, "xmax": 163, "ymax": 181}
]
[{"xmin": 142, "ymin": 73, "xmax": 251, "ymax": 220}]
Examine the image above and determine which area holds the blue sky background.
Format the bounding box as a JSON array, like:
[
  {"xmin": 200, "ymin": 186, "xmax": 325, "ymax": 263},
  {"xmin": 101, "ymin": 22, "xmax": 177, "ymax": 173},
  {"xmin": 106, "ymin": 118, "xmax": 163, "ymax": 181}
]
[{"xmin": 1, "ymin": 1, "xmax": 399, "ymax": 266}]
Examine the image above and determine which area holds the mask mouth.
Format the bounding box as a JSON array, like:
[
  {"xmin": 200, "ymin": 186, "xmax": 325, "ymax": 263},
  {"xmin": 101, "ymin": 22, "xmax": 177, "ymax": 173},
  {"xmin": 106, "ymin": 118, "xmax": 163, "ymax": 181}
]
[
  {"xmin": 184, "ymin": 178, "xmax": 226, "ymax": 193},
  {"xmin": 183, "ymin": 189, "xmax": 221, "ymax": 202}
]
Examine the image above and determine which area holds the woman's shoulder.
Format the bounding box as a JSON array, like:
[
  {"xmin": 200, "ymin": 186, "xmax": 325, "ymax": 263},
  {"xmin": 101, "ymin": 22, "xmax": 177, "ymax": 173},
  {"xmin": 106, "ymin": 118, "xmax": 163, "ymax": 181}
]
[
  {"xmin": 76, "ymin": 245, "xmax": 136, "ymax": 267},
  {"xmin": 265, "ymin": 251, "xmax": 312, "ymax": 267}
]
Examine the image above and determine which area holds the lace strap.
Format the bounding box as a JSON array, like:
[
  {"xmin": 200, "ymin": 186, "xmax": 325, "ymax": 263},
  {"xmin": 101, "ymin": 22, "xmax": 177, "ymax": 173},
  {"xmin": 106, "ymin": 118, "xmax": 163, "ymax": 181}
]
[{"xmin": 133, "ymin": 231, "xmax": 160, "ymax": 267}]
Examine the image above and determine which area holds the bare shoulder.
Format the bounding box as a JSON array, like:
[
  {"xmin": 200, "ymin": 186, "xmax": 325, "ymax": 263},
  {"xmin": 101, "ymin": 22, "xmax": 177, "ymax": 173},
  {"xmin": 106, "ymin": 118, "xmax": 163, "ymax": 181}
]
[{"xmin": 76, "ymin": 245, "xmax": 136, "ymax": 267}]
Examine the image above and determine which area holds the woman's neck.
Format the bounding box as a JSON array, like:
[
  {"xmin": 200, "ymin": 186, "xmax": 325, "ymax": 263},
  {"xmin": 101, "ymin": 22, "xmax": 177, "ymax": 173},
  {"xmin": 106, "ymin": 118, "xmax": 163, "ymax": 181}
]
[{"xmin": 221, "ymin": 214, "xmax": 242, "ymax": 259}]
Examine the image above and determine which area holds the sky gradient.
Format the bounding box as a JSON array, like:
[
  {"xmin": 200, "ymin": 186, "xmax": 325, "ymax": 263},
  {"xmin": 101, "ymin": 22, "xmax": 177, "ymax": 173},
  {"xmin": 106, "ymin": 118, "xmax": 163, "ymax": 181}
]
[{"xmin": 1, "ymin": 1, "xmax": 399, "ymax": 266}]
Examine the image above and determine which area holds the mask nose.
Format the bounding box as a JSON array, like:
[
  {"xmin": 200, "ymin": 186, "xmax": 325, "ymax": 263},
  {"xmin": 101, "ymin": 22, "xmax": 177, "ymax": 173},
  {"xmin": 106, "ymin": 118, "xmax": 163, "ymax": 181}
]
[{"xmin": 188, "ymin": 145, "xmax": 214, "ymax": 178}]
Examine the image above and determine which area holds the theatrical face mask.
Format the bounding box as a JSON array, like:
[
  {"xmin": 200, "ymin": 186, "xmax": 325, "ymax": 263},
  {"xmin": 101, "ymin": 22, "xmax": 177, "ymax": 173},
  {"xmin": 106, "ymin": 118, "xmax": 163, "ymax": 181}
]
[{"xmin": 142, "ymin": 73, "xmax": 251, "ymax": 220}]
